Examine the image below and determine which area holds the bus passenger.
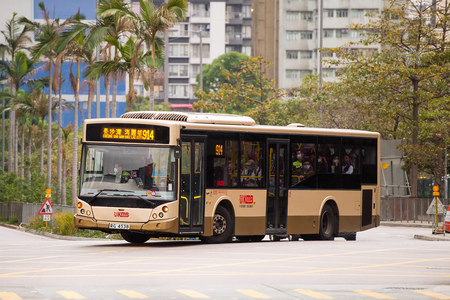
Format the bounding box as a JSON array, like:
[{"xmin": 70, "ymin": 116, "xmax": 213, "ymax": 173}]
[
  {"xmin": 317, "ymin": 155, "xmax": 328, "ymax": 174},
  {"xmin": 292, "ymin": 159, "xmax": 314, "ymax": 184},
  {"xmin": 342, "ymin": 155, "xmax": 354, "ymax": 174},
  {"xmin": 330, "ymin": 156, "xmax": 340, "ymax": 174},
  {"xmin": 242, "ymin": 159, "xmax": 260, "ymax": 187}
]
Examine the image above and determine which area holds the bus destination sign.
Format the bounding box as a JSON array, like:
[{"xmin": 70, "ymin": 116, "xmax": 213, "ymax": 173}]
[
  {"xmin": 102, "ymin": 127, "xmax": 154, "ymax": 141},
  {"xmin": 85, "ymin": 123, "xmax": 170, "ymax": 144}
]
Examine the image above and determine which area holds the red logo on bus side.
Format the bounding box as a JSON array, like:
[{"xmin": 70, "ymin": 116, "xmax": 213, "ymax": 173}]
[
  {"xmin": 240, "ymin": 195, "xmax": 254, "ymax": 204},
  {"xmin": 114, "ymin": 212, "xmax": 129, "ymax": 217}
]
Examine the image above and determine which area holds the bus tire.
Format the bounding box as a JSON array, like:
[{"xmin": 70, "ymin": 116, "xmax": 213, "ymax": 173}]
[
  {"xmin": 319, "ymin": 204, "xmax": 335, "ymax": 240},
  {"xmin": 202, "ymin": 206, "xmax": 233, "ymax": 244},
  {"xmin": 121, "ymin": 231, "xmax": 152, "ymax": 243}
]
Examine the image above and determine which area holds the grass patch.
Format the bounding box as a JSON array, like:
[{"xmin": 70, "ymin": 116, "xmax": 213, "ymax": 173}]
[{"xmin": 26, "ymin": 212, "xmax": 121, "ymax": 239}]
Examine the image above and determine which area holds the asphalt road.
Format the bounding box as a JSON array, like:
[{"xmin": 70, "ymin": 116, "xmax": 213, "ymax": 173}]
[{"xmin": 0, "ymin": 225, "xmax": 449, "ymax": 299}]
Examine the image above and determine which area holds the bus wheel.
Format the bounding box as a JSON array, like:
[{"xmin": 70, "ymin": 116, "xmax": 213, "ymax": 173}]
[
  {"xmin": 202, "ymin": 206, "xmax": 233, "ymax": 244},
  {"xmin": 121, "ymin": 231, "xmax": 151, "ymax": 243},
  {"xmin": 319, "ymin": 204, "xmax": 335, "ymax": 240}
]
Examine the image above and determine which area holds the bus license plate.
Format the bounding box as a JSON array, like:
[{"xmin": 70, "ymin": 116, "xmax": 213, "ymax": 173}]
[{"xmin": 109, "ymin": 223, "xmax": 130, "ymax": 230}]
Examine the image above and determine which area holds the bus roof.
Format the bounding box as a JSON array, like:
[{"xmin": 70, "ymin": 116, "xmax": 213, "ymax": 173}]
[{"xmin": 117, "ymin": 111, "xmax": 379, "ymax": 138}]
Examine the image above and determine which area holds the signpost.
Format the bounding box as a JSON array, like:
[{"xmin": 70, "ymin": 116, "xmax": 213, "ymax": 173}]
[{"xmin": 38, "ymin": 189, "xmax": 53, "ymax": 226}]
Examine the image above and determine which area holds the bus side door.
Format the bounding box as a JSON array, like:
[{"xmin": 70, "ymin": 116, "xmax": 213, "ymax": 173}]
[{"xmin": 179, "ymin": 136, "xmax": 205, "ymax": 234}]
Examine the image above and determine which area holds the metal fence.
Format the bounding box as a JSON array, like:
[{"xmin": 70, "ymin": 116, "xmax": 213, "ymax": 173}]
[
  {"xmin": 380, "ymin": 197, "xmax": 449, "ymax": 223},
  {"xmin": 0, "ymin": 202, "xmax": 75, "ymax": 225}
]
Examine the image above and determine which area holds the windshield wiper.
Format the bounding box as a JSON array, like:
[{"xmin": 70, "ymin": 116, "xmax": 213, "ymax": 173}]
[
  {"xmin": 80, "ymin": 189, "xmax": 135, "ymax": 203},
  {"xmin": 136, "ymin": 195, "xmax": 157, "ymax": 207}
]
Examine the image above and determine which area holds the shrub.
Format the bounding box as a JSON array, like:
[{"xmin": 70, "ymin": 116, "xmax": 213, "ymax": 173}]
[{"xmin": 52, "ymin": 211, "xmax": 77, "ymax": 236}]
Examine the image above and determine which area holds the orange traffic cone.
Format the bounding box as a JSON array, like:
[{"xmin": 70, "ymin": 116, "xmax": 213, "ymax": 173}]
[{"xmin": 445, "ymin": 205, "xmax": 450, "ymax": 233}]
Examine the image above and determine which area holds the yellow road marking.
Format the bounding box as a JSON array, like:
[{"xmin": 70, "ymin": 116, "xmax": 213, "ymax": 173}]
[
  {"xmin": 413, "ymin": 290, "xmax": 450, "ymax": 299},
  {"xmin": 176, "ymin": 289, "xmax": 210, "ymax": 298},
  {"xmin": 294, "ymin": 289, "xmax": 333, "ymax": 299},
  {"xmin": 55, "ymin": 291, "xmax": 86, "ymax": 299},
  {"xmin": 116, "ymin": 290, "xmax": 149, "ymax": 298},
  {"xmin": 354, "ymin": 290, "xmax": 396, "ymax": 299},
  {"xmin": 0, "ymin": 292, "xmax": 22, "ymax": 300},
  {"xmin": 236, "ymin": 289, "xmax": 272, "ymax": 299}
]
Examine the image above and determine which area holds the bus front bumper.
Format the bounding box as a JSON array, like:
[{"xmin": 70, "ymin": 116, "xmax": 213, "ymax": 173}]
[{"xmin": 74, "ymin": 214, "xmax": 178, "ymax": 233}]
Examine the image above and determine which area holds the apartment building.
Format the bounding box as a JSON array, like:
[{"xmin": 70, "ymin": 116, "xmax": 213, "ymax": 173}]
[{"xmin": 253, "ymin": 0, "xmax": 385, "ymax": 89}]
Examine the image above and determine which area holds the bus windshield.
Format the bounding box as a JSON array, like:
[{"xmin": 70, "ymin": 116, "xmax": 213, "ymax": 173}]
[{"xmin": 79, "ymin": 145, "xmax": 177, "ymax": 201}]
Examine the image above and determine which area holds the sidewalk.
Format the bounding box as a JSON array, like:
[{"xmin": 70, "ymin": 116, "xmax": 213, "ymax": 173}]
[{"xmin": 381, "ymin": 221, "xmax": 450, "ymax": 241}]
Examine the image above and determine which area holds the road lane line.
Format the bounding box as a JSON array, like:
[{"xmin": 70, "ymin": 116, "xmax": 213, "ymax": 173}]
[
  {"xmin": 354, "ymin": 290, "xmax": 396, "ymax": 299},
  {"xmin": 236, "ymin": 289, "xmax": 272, "ymax": 299},
  {"xmin": 116, "ymin": 290, "xmax": 149, "ymax": 298},
  {"xmin": 176, "ymin": 289, "xmax": 210, "ymax": 298},
  {"xmin": 294, "ymin": 289, "xmax": 333, "ymax": 299},
  {"xmin": 0, "ymin": 292, "xmax": 22, "ymax": 300},
  {"xmin": 56, "ymin": 291, "xmax": 86, "ymax": 299},
  {"xmin": 413, "ymin": 290, "xmax": 450, "ymax": 299}
]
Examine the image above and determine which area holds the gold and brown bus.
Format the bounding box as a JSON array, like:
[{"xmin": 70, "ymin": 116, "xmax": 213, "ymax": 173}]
[{"xmin": 75, "ymin": 111, "xmax": 380, "ymax": 243}]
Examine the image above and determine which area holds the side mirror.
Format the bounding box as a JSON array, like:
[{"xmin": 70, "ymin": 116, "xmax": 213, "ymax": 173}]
[{"xmin": 174, "ymin": 146, "xmax": 181, "ymax": 160}]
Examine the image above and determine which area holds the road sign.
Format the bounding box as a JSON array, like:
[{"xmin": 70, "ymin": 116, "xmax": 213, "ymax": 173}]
[
  {"xmin": 38, "ymin": 199, "xmax": 53, "ymax": 215},
  {"xmin": 43, "ymin": 215, "xmax": 51, "ymax": 222}
]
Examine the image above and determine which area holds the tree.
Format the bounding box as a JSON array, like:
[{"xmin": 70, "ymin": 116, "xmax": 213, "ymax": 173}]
[
  {"xmin": 195, "ymin": 51, "xmax": 248, "ymax": 93},
  {"xmin": 20, "ymin": 2, "xmax": 70, "ymax": 197},
  {"xmin": 0, "ymin": 13, "xmax": 32, "ymax": 174},
  {"xmin": 325, "ymin": 0, "xmax": 450, "ymax": 195},
  {"xmin": 0, "ymin": 51, "xmax": 36, "ymax": 174},
  {"xmin": 194, "ymin": 56, "xmax": 285, "ymax": 125},
  {"xmin": 99, "ymin": 0, "xmax": 188, "ymax": 111}
]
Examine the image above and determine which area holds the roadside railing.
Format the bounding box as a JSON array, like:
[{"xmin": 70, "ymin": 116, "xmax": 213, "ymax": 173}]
[
  {"xmin": 380, "ymin": 197, "xmax": 449, "ymax": 224},
  {"xmin": 0, "ymin": 202, "xmax": 75, "ymax": 225}
]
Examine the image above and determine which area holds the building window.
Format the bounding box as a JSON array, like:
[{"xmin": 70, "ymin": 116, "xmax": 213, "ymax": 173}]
[
  {"xmin": 287, "ymin": 11, "xmax": 301, "ymax": 21},
  {"xmin": 302, "ymin": 11, "xmax": 313, "ymax": 21},
  {"xmin": 242, "ymin": 26, "xmax": 251, "ymax": 38},
  {"xmin": 242, "ymin": 46, "xmax": 252, "ymax": 55},
  {"xmin": 324, "ymin": 29, "xmax": 334, "ymax": 38},
  {"xmin": 169, "ymin": 65, "xmax": 189, "ymax": 77},
  {"xmin": 351, "ymin": 9, "xmax": 365, "ymax": 18},
  {"xmin": 192, "ymin": 64, "xmax": 200, "ymax": 77},
  {"xmin": 301, "ymin": 31, "xmax": 313, "ymax": 39},
  {"xmin": 169, "ymin": 85, "xmax": 189, "ymax": 98},
  {"xmin": 336, "ymin": 9, "xmax": 348, "ymax": 18},
  {"xmin": 300, "ymin": 51, "xmax": 312, "ymax": 59},
  {"xmin": 242, "ymin": 6, "xmax": 252, "ymax": 18},
  {"xmin": 286, "ymin": 31, "xmax": 300, "ymax": 40},
  {"xmin": 191, "ymin": 3, "xmax": 210, "ymax": 17},
  {"xmin": 169, "ymin": 65, "xmax": 178, "ymax": 77},
  {"xmin": 287, "ymin": 50, "xmax": 298, "ymax": 59},
  {"xmin": 169, "ymin": 44, "xmax": 189, "ymax": 57},
  {"xmin": 323, "ymin": 9, "xmax": 334, "ymax": 18},
  {"xmin": 323, "ymin": 68, "xmax": 336, "ymax": 77},
  {"xmin": 192, "ymin": 44, "xmax": 210, "ymax": 58},
  {"xmin": 169, "ymin": 24, "xmax": 189, "ymax": 37},
  {"xmin": 286, "ymin": 70, "xmax": 312, "ymax": 79},
  {"xmin": 336, "ymin": 29, "xmax": 348, "ymax": 38}
]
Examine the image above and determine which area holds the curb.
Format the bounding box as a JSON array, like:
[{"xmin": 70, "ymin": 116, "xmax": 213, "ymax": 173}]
[
  {"xmin": 0, "ymin": 223, "xmax": 116, "ymax": 241},
  {"xmin": 414, "ymin": 234, "xmax": 450, "ymax": 241}
]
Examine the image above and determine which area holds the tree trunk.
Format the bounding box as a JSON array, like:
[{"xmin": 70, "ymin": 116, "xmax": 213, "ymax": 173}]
[
  {"xmin": 14, "ymin": 118, "xmax": 18, "ymax": 172},
  {"xmin": 27, "ymin": 126, "xmax": 32, "ymax": 184},
  {"xmin": 149, "ymin": 68, "xmax": 155, "ymax": 111},
  {"xmin": 57, "ymin": 62, "xmax": 63, "ymax": 205},
  {"xmin": 8, "ymin": 109, "xmax": 14, "ymax": 172},
  {"xmin": 105, "ymin": 74, "xmax": 110, "ymax": 118},
  {"xmin": 62, "ymin": 153, "xmax": 66, "ymax": 206},
  {"xmin": 40, "ymin": 127, "xmax": 44, "ymax": 174},
  {"xmin": 20, "ymin": 125, "xmax": 24, "ymax": 178},
  {"xmin": 72, "ymin": 58, "xmax": 81, "ymax": 205},
  {"xmin": 47, "ymin": 62, "xmax": 53, "ymax": 191},
  {"xmin": 409, "ymin": 79, "xmax": 420, "ymax": 198},
  {"xmin": 112, "ymin": 72, "xmax": 118, "ymax": 118}
]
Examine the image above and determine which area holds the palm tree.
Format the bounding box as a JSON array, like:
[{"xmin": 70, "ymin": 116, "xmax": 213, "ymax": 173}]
[
  {"xmin": 20, "ymin": 2, "xmax": 70, "ymax": 194},
  {"xmin": 134, "ymin": 0, "xmax": 187, "ymax": 111},
  {"xmin": 0, "ymin": 13, "xmax": 32, "ymax": 173},
  {"xmin": 94, "ymin": 0, "xmax": 132, "ymax": 117},
  {"xmin": 57, "ymin": 11, "xmax": 94, "ymax": 204},
  {"xmin": 85, "ymin": 35, "xmax": 148, "ymax": 112},
  {"xmin": 0, "ymin": 51, "xmax": 36, "ymax": 174},
  {"xmin": 99, "ymin": 0, "xmax": 188, "ymax": 111}
]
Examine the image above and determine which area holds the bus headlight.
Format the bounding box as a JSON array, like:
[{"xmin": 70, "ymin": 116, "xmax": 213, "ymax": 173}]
[
  {"xmin": 77, "ymin": 202, "xmax": 83, "ymax": 208},
  {"xmin": 162, "ymin": 206, "xmax": 169, "ymax": 213}
]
